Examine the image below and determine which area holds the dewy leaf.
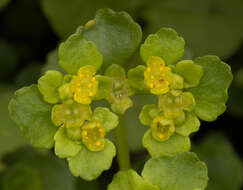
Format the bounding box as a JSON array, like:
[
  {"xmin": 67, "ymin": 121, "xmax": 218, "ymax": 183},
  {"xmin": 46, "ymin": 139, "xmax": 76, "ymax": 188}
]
[
  {"xmin": 140, "ymin": 28, "xmax": 185, "ymax": 65},
  {"xmin": 193, "ymin": 132, "xmax": 243, "ymax": 190},
  {"xmin": 58, "ymin": 33, "xmax": 102, "ymax": 74},
  {"xmin": 175, "ymin": 112, "xmax": 200, "ymax": 136},
  {"xmin": 139, "ymin": 104, "xmax": 158, "ymax": 126},
  {"xmin": 38, "ymin": 70, "xmax": 63, "ymax": 104},
  {"xmin": 108, "ymin": 169, "xmax": 159, "ymax": 190},
  {"xmin": 142, "ymin": 152, "xmax": 208, "ymax": 190},
  {"xmin": 82, "ymin": 8, "xmax": 142, "ymax": 70},
  {"xmin": 128, "ymin": 65, "xmax": 149, "ymax": 91},
  {"xmin": 8, "ymin": 85, "xmax": 57, "ymax": 149},
  {"xmin": 54, "ymin": 127, "xmax": 82, "ymax": 159},
  {"xmin": 188, "ymin": 56, "xmax": 233, "ymax": 121},
  {"xmin": 92, "ymin": 107, "xmax": 119, "ymax": 132},
  {"xmin": 68, "ymin": 139, "xmax": 116, "ymax": 180},
  {"xmin": 174, "ymin": 60, "xmax": 204, "ymax": 88},
  {"xmin": 143, "ymin": 130, "xmax": 191, "ymax": 157},
  {"xmin": 2, "ymin": 163, "xmax": 44, "ymax": 190}
]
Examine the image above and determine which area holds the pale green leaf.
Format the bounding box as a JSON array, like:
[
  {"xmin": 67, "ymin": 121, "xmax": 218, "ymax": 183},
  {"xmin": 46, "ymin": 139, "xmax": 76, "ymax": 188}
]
[{"xmin": 139, "ymin": 104, "xmax": 158, "ymax": 126}]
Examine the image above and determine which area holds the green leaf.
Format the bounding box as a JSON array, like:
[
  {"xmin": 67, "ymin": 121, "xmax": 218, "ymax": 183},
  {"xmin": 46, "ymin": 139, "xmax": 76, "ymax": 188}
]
[
  {"xmin": 94, "ymin": 75, "xmax": 112, "ymax": 100},
  {"xmin": 174, "ymin": 60, "xmax": 204, "ymax": 88},
  {"xmin": 38, "ymin": 70, "xmax": 63, "ymax": 104},
  {"xmin": 92, "ymin": 107, "xmax": 118, "ymax": 132},
  {"xmin": 2, "ymin": 163, "xmax": 44, "ymax": 190},
  {"xmin": 0, "ymin": 89, "xmax": 28, "ymax": 171},
  {"xmin": 139, "ymin": 104, "xmax": 158, "ymax": 126},
  {"xmin": 58, "ymin": 33, "xmax": 103, "ymax": 74},
  {"xmin": 108, "ymin": 169, "xmax": 159, "ymax": 190},
  {"xmin": 193, "ymin": 132, "xmax": 243, "ymax": 190},
  {"xmin": 188, "ymin": 56, "xmax": 233, "ymax": 121},
  {"xmin": 128, "ymin": 65, "xmax": 149, "ymax": 91},
  {"xmin": 105, "ymin": 64, "xmax": 126, "ymax": 79},
  {"xmin": 68, "ymin": 139, "xmax": 116, "ymax": 180},
  {"xmin": 110, "ymin": 97, "xmax": 133, "ymax": 115},
  {"xmin": 54, "ymin": 127, "xmax": 82, "ymax": 159},
  {"xmin": 140, "ymin": 28, "xmax": 185, "ymax": 65},
  {"xmin": 143, "ymin": 130, "xmax": 190, "ymax": 157},
  {"xmin": 175, "ymin": 112, "xmax": 200, "ymax": 136},
  {"xmin": 82, "ymin": 8, "xmax": 142, "ymax": 70},
  {"xmin": 142, "ymin": 152, "xmax": 208, "ymax": 190},
  {"xmin": 8, "ymin": 85, "xmax": 57, "ymax": 149}
]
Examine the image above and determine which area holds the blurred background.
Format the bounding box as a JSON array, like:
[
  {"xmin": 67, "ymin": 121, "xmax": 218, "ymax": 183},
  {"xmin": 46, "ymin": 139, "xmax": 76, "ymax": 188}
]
[{"xmin": 0, "ymin": 0, "xmax": 243, "ymax": 189}]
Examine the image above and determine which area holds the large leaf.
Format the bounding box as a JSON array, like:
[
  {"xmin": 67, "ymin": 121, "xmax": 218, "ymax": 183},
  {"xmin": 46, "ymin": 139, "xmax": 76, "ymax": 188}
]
[
  {"xmin": 68, "ymin": 139, "xmax": 116, "ymax": 181},
  {"xmin": 108, "ymin": 170, "xmax": 159, "ymax": 190},
  {"xmin": 141, "ymin": 0, "xmax": 243, "ymax": 59},
  {"xmin": 8, "ymin": 85, "xmax": 57, "ymax": 149},
  {"xmin": 188, "ymin": 56, "xmax": 233, "ymax": 121},
  {"xmin": 193, "ymin": 132, "xmax": 243, "ymax": 190},
  {"xmin": 81, "ymin": 8, "xmax": 142, "ymax": 70},
  {"xmin": 142, "ymin": 152, "xmax": 208, "ymax": 190},
  {"xmin": 41, "ymin": 0, "xmax": 143, "ymax": 39}
]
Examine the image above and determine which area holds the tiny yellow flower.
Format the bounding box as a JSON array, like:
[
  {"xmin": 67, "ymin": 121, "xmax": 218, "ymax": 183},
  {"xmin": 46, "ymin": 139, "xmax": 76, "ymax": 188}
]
[
  {"xmin": 70, "ymin": 65, "xmax": 98, "ymax": 104},
  {"xmin": 151, "ymin": 115, "xmax": 175, "ymax": 142},
  {"xmin": 144, "ymin": 56, "xmax": 173, "ymax": 95},
  {"xmin": 81, "ymin": 121, "xmax": 106, "ymax": 151}
]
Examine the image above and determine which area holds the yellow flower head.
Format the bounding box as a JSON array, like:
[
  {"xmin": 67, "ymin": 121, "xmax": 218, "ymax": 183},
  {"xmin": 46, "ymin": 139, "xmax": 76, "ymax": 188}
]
[
  {"xmin": 144, "ymin": 56, "xmax": 173, "ymax": 95},
  {"xmin": 70, "ymin": 65, "xmax": 98, "ymax": 104},
  {"xmin": 151, "ymin": 115, "xmax": 175, "ymax": 142},
  {"xmin": 82, "ymin": 121, "xmax": 106, "ymax": 151}
]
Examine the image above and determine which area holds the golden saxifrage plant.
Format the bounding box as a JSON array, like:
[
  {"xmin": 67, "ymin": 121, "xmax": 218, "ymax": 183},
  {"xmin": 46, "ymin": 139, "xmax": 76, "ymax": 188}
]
[{"xmin": 8, "ymin": 8, "xmax": 233, "ymax": 190}]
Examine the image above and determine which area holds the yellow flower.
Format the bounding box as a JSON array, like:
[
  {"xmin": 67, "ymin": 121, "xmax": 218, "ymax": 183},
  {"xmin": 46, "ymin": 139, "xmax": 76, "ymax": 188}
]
[
  {"xmin": 151, "ymin": 115, "xmax": 175, "ymax": 142},
  {"xmin": 81, "ymin": 121, "xmax": 106, "ymax": 151},
  {"xmin": 70, "ymin": 65, "xmax": 98, "ymax": 104},
  {"xmin": 144, "ymin": 56, "xmax": 173, "ymax": 95}
]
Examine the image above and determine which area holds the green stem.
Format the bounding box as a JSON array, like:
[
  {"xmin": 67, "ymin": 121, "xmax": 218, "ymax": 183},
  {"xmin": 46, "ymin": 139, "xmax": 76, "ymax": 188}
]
[{"xmin": 115, "ymin": 115, "xmax": 131, "ymax": 170}]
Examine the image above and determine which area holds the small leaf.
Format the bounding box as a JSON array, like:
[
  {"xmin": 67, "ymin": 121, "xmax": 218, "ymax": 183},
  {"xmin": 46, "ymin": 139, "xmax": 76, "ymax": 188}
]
[
  {"xmin": 38, "ymin": 70, "xmax": 63, "ymax": 104},
  {"xmin": 68, "ymin": 140, "xmax": 116, "ymax": 180},
  {"xmin": 82, "ymin": 8, "xmax": 142, "ymax": 70},
  {"xmin": 143, "ymin": 130, "xmax": 191, "ymax": 157},
  {"xmin": 54, "ymin": 127, "xmax": 82, "ymax": 159},
  {"xmin": 110, "ymin": 97, "xmax": 133, "ymax": 115},
  {"xmin": 108, "ymin": 169, "xmax": 159, "ymax": 190},
  {"xmin": 188, "ymin": 56, "xmax": 233, "ymax": 121},
  {"xmin": 142, "ymin": 152, "xmax": 208, "ymax": 190},
  {"xmin": 128, "ymin": 65, "xmax": 149, "ymax": 91},
  {"xmin": 92, "ymin": 107, "xmax": 119, "ymax": 132},
  {"xmin": 58, "ymin": 33, "xmax": 103, "ymax": 74},
  {"xmin": 8, "ymin": 85, "xmax": 57, "ymax": 149},
  {"xmin": 174, "ymin": 60, "xmax": 204, "ymax": 88},
  {"xmin": 139, "ymin": 104, "xmax": 158, "ymax": 126},
  {"xmin": 94, "ymin": 75, "xmax": 112, "ymax": 100},
  {"xmin": 140, "ymin": 28, "xmax": 185, "ymax": 65},
  {"xmin": 105, "ymin": 64, "xmax": 126, "ymax": 79},
  {"xmin": 175, "ymin": 112, "xmax": 200, "ymax": 136}
]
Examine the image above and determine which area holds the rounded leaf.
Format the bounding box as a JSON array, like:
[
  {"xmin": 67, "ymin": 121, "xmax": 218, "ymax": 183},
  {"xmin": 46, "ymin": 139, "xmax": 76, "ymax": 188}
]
[
  {"xmin": 94, "ymin": 75, "xmax": 113, "ymax": 100},
  {"xmin": 8, "ymin": 85, "xmax": 57, "ymax": 149},
  {"xmin": 174, "ymin": 60, "xmax": 204, "ymax": 88},
  {"xmin": 142, "ymin": 152, "xmax": 208, "ymax": 190},
  {"xmin": 54, "ymin": 127, "xmax": 82, "ymax": 159},
  {"xmin": 188, "ymin": 56, "xmax": 233, "ymax": 121},
  {"xmin": 143, "ymin": 130, "xmax": 191, "ymax": 157},
  {"xmin": 108, "ymin": 169, "xmax": 159, "ymax": 190},
  {"xmin": 139, "ymin": 104, "xmax": 158, "ymax": 126},
  {"xmin": 82, "ymin": 8, "xmax": 142, "ymax": 69},
  {"xmin": 58, "ymin": 33, "xmax": 102, "ymax": 74},
  {"xmin": 67, "ymin": 139, "xmax": 116, "ymax": 180},
  {"xmin": 128, "ymin": 65, "xmax": 149, "ymax": 91},
  {"xmin": 175, "ymin": 112, "xmax": 200, "ymax": 136},
  {"xmin": 92, "ymin": 107, "xmax": 119, "ymax": 132},
  {"xmin": 140, "ymin": 28, "xmax": 185, "ymax": 65},
  {"xmin": 38, "ymin": 70, "xmax": 63, "ymax": 104},
  {"xmin": 105, "ymin": 64, "xmax": 126, "ymax": 79}
]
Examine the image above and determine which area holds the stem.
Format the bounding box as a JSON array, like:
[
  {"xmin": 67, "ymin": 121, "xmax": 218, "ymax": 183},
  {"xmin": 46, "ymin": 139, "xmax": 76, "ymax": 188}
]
[{"xmin": 115, "ymin": 115, "xmax": 131, "ymax": 170}]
